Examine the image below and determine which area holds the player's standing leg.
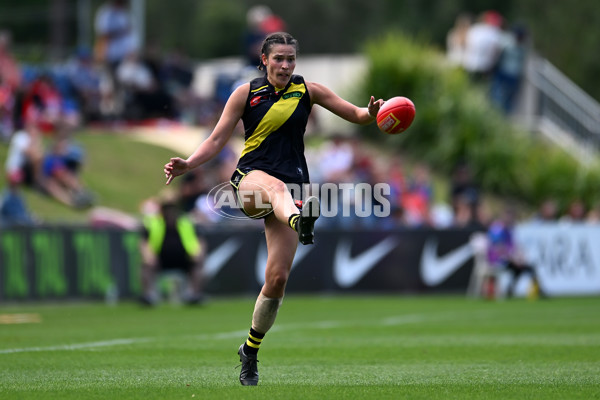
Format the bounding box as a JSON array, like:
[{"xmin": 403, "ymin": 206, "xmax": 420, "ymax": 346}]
[{"xmin": 238, "ymin": 213, "xmax": 297, "ymax": 386}]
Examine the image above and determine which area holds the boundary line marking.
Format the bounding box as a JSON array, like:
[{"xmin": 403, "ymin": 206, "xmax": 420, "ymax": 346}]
[{"xmin": 0, "ymin": 314, "xmax": 427, "ymax": 355}]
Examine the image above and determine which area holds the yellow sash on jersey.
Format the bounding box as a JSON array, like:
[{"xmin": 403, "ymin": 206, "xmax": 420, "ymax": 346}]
[{"xmin": 240, "ymin": 82, "xmax": 306, "ymax": 158}]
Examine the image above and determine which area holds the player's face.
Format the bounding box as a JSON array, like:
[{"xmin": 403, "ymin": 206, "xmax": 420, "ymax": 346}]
[{"xmin": 263, "ymin": 44, "xmax": 296, "ymax": 89}]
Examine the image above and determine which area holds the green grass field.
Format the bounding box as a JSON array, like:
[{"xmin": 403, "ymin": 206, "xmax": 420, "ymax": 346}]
[{"xmin": 1, "ymin": 295, "xmax": 599, "ymax": 399}]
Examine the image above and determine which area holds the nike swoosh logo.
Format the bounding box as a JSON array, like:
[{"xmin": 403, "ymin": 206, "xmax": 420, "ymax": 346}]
[
  {"xmin": 419, "ymin": 238, "xmax": 474, "ymax": 286},
  {"xmin": 205, "ymin": 238, "xmax": 243, "ymax": 279},
  {"xmin": 334, "ymin": 237, "xmax": 399, "ymax": 288},
  {"xmin": 255, "ymin": 243, "xmax": 312, "ymax": 284}
]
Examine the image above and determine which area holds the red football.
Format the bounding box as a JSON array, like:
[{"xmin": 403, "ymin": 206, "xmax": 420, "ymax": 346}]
[{"xmin": 376, "ymin": 96, "xmax": 416, "ymax": 134}]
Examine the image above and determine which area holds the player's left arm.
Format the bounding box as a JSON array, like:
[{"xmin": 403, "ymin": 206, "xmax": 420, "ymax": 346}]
[{"xmin": 307, "ymin": 81, "xmax": 384, "ymax": 125}]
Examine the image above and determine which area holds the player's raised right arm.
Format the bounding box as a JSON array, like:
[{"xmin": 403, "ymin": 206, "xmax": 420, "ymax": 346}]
[{"xmin": 164, "ymin": 84, "xmax": 248, "ymax": 185}]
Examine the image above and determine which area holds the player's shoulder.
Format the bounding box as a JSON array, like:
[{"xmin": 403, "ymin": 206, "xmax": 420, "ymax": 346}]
[
  {"xmin": 249, "ymin": 75, "xmax": 269, "ymax": 90},
  {"xmin": 304, "ymin": 80, "xmax": 331, "ymax": 101},
  {"xmin": 290, "ymin": 74, "xmax": 305, "ymax": 84},
  {"xmin": 230, "ymin": 82, "xmax": 251, "ymax": 101}
]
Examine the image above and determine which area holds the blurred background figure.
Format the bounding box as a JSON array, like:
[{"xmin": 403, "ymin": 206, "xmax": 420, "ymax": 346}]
[
  {"xmin": 402, "ymin": 163, "xmax": 434, "ymax": 227},
  {"xmin": 139, "ymin": 190, "xmax": 206, "ymax": 306},
  {"xmin": 64, "ymin": 47, "xmax": 106, "ymax": 123},
  {"xmin": 562, "ymin": 198, "xmax": 587, "ymax": 223},
  {"xmin": 0, "ymin": 169, "xmax": 36, "ymax": 227},
  {"xmin": 20, "ymin": 73, "xmax": 66, "ymax": 135},
  {"xmin": 244, "ymin": 5, "xmax": 272, "ymax": 68},
  {"xmin": 491, "ymin": 24, "xmax": 529, "ymax": 114},
  {"xmin": 161, "ymin": 48, "xmax": 195, "ymax": 123},
  {"xmin": 463, "ymin": 10, "xmax": 504, "ymax": 83},
  {"xmin": 486, "ymin": 207, "xmax": 542, "ymax": 299},
  {"xmin": 116, "ymin": 50, "xmax": 176, "ymax": 120},
  {"xmin": 243, "ymin": 5, "xmax": 287, "ymax": 69},
  {"xmin": 446, "ymin": 12, "xmax": 473, "ymax": 67},
  {"xmin": 586, "ymin": 203, "xmax": 600, "ymax": 223},
  {"xmin": 94, "ymin": 0, "xmax": 140, "ymax": 119},
  {"xmin": 4, "ymin": 117, "xmax": 44, "ymax": 190},
  {"xmin": 0, "ymin": 30, "xmax": 22, "ymax": 141},
  {"xmin": 41, "ymin": 134, "xmax": 95, "ymax": 209},
  {"xmin": 530, "ymin": 198, "xmax": 559, "ymax": 222},
  {"xmin": 450, "ymin": 162, "xmax": 482, "ymax": 227},
  {"xmin": 94, "ymin": 0, "xmax": 139, "ymax": 70}
]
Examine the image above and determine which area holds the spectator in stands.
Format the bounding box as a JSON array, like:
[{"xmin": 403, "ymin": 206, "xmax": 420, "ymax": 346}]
[
  {"xmin": 349, "ymin": 137, "xmax": 376, "ymax": 183},
  {"xmin": 408, "ymin": 164, "xmax": 434, "ymax": 204},
  {"xmin": 0, "ymin": 31, "xmax": 21, "ymax": 92},
  {"xmin": 0, "ymin": 171, "xmax": 36, "ymax": 227},
  {"xmin": 491, "ymin": 24, "xmax": 529, "ymax": 114},
  {"xmin": 430, "ymin": 202, "xmax": 454, "ymax": 228},
  {"xmin": 179, "ymin": 168, "xmax": 210, "ymax": 214},
  {"xmin": 41, "ymin": 134, "xmax": 95, "ymax": 209},
  {"xmin": 0, "ymin": 75, "xmax": 15, "ymax": 142},
  {"xmin": 21, "ymin": 73, "xmax": 64, "ymax": 135},
  {"xmin": 162, "ymin": 48, "xmax": 195, "ymax": 123},
  {"xmin": 452, "ymin": 192, "xmax": 485, "ymax": 229},
  {"xmin": 243, "ymin": 5, "xmax": 287, "ymax": 69},
  {"xmin": 446, "ymin": 13, "xmax": 473, "ymax": 67},
  {"xmin": 116, "ymin": 50, "xmax": 176, "ymax": 120},
  {"xmin": 189, "ymin": 144, "xmax": 244, "ymax": 225},
  {"xmin": 385, "ymin": 158, "xmax": 407, "ymax": 221},
  {"xmin": 4, "ymin": 118, "xmax": 44, "ymax": 189},
  {"xmin": 317, "ymin": 135, "xmax": 356, "ymax": 227},
  {"xmin": 401, "ymin": 164, "xmax": 434, "ymax": 227},
  {"xmin": 530, "ymin": 198, "xmax": 559, "ymax": 222},
  {"xmin": 94, "ymin": 0, "xmax": 139, "ymax": 70},
  {"xmin": 243, "ymin": 6, "xmax": 270, "ymax": 68},
  {"xmin": 142, "ymin": 43, "xmax": 179, "ymax": 118},
  {"xmin": 562, "ymin": 199, "xmax": 587, "ymax": 223},
  {"xmin": 463, "ymin": 10, "xmax": 504, "ymax": 82},
  {"xmin": 586, "ymin": 203, "xmax": 600, "ymax": 223},
  {"xmin": 140, "ymin": 190, "xmax": 206, "ymax": 305},
  {"xmin": 94, "ymin": 0, "xmax": 140, "ymax": 120},
  {"xmin": 0, "ymin": 30, "xmax": 22, "ymax": 140},
  {"xmin": 487, "ymin": 207, "xmax": 542, "ymax": 298},
  {"xmin": 64, "ymin": 47, "xmax": 105, "ymax": 122},
  {"xmin": 318, "ymin": 134, "xmax": 354, "ymax": 183},
  {"xmin": 450, "ymin": 162, "xmax": 480, "ymax": 221}
]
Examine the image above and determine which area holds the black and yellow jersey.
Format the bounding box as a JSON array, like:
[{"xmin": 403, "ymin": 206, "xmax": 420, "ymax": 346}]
[{"xmin": 236, "ymin": 74, "xmax": 312, "ymax": 184}]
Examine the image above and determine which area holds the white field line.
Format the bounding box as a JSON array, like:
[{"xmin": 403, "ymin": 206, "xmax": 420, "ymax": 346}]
[
  {"xmin": 0, "ymin": 338, "xmax": 153, "ymax": 354},
  {"xmin": 0, "ymin": 314, "xmax": 426, "ymax": 355}
]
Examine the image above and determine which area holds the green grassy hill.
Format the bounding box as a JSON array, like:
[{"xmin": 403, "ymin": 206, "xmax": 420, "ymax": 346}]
[{"xmin": 0, "ymin": 131, "xmax": 184, "ymax": 224}]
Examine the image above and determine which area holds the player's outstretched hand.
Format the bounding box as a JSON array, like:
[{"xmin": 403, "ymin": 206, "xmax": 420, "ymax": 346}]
[
  {"xmin": 164, "ymin": 157, "xmax": 189, "ymax": 185},
  {"xmin": 367, "ymin": 96, "xmax": 385, "ymax": 118}
]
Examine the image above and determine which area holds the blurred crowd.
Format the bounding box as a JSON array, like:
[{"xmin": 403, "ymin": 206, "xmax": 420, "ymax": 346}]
[
  {"xmin": 0, "ymin": 0, "xmax": 202, "ymax": 227},
  {"xmin": 0, "ymin": 1, "xmax": 289, "ymax": 228},
  {"xmin": 159, "ymin": 134, "xmax": 600, "ymax": 233},
  {"xmin": 2, "ymin": 3, "xmax": 599, "ymax": 232},
  {"xmin": 1, "ymin": 28, "xmax": 97, "ymax": 226},
  {"xmin": 446, "ymin": 10, "xmax": 530, "ymax": 114}
]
